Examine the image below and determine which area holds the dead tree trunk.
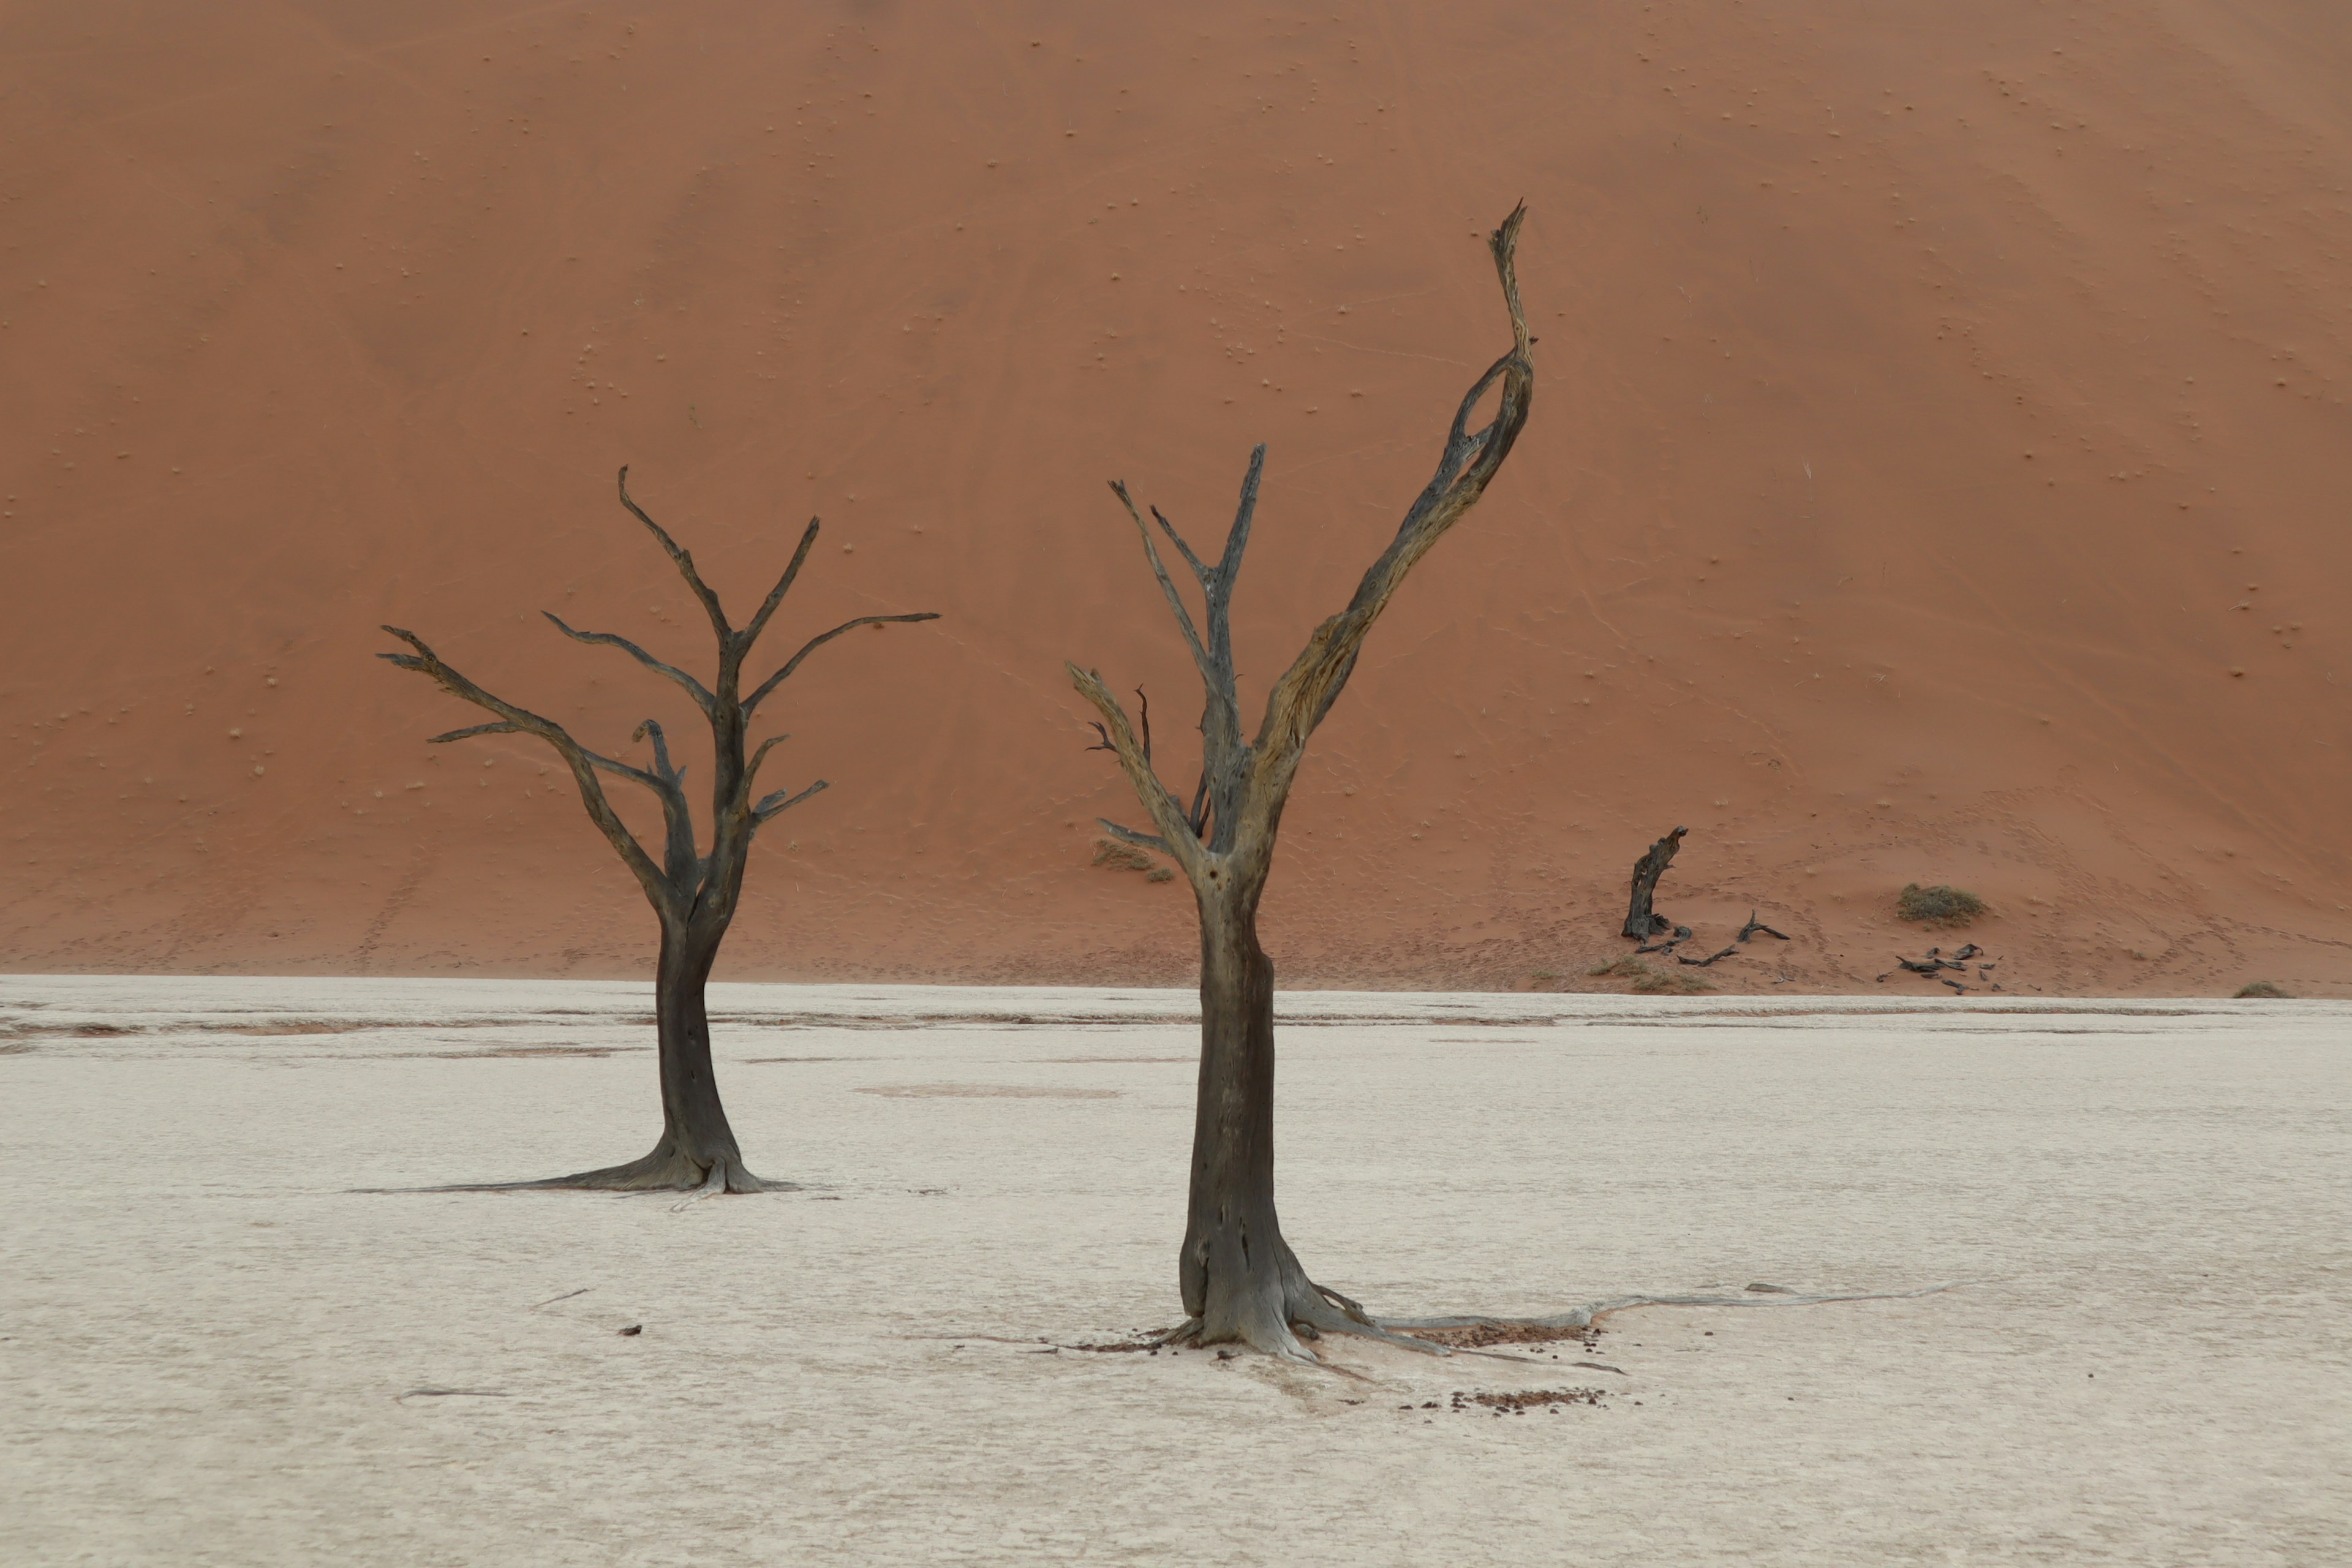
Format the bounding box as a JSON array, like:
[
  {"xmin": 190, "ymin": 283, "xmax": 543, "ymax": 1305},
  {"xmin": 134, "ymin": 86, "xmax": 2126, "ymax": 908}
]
[
  {"xmin": 1621, "ymin": 825, "xmax": 1687, "ymax": 938},
  {"xmin": 1069, "ymin": 206, "xmax": 1537, "ymax": 1357},
  {"xmin": 380, "ymin": 468, "xmax": 937, "ymax": 1193}
]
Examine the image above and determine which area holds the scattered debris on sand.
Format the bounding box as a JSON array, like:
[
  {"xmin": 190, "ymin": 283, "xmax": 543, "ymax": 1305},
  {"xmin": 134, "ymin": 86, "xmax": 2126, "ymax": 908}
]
[{"xmin": 1878, "ymin": 943, "xmax": 2003, "ymax": 992}]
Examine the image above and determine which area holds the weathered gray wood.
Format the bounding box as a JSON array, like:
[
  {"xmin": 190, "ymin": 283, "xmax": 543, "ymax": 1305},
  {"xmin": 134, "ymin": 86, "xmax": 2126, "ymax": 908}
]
[
  {"xmin": 1067, "ymin": 205, "xmax": 1537, "ymax": 1357},
  {"xmin": 381, "ymin": 466, "xmax": 938, "ymax": 1193},
  {"xmin": 1621, "ymin": 826, "xmax": 1687, "ymax": 939}
]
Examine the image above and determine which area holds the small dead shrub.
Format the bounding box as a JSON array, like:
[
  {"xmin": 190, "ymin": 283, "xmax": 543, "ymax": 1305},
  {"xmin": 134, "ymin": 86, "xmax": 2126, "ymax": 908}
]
[
  {"xmin": 1898, "ymin": 882, "xmax": 1986, "ymax": 927},
  {"xmin": 2233, "ymin": 981, "xmax": 2291, "ymax": 1000},
  {"xmin": 1588, "ymin": 956, "xmax": 1711, "ymax": 994},
  {"xmin": 1632, "ymin": 966, "xmax": 1713, "ymax": 995}
]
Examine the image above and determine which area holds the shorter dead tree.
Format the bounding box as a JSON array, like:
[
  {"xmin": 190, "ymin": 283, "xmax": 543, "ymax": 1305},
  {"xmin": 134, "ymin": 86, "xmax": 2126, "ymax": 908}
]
[{"xmin": 380, "ymin": 467, "xmax": 937, "ymax": 1196}]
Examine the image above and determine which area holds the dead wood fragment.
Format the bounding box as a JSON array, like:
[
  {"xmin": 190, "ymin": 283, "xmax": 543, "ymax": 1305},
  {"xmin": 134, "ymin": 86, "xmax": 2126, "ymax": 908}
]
[
  {"xmin": 1677, "ymin": 944, "xmax": 1740, "ymax": 968},
  {"xmin": 1737, "ymin": 910, "xmax": 1790, "ymax": 942},
  {"xmin": 1621, "ymin": 826, "xmax": 1687, "ymax": 938}
]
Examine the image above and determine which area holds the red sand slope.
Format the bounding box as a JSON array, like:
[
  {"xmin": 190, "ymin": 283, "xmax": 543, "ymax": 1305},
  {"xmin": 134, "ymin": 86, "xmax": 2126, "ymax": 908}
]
[{"xmin": 7, "ymin": 2, "xmax": 2352, "ymax": 997}]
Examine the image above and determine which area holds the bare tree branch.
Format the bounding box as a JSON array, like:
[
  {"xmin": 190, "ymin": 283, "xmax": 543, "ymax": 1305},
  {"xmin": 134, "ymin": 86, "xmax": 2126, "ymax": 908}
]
[
  {"xmin": 428, "ymin": 722, "xmax": 522, "ymax": 744},
  {"xmin": 745, "ymin": 613, "xmax": 942, "ymax": 715},
  {"xmin": 753, "ymin": 778, "xmax": 828, "ymax": 824},
  {"xmin": 379, "ymin": 625, "xmax": 674, "ymax": 907},
  {"xmin": 616, "ymin": 465, "xmax": 731, "ymax": 642},
  {"xmin": 1065, "ymin": 662, "xmax": 1202, "ymax": 872},
  {"xmin": 745, "ymin": 733, "xmax": 791, "ymax": 793},
  {"xmin": 1149, "ymin": 505, "xmax": 1212, "ymax": 585},
  {"xmin": 543, "ymin": 612, "xmax": 716, "ymax": 715},
  {"xmin": 1250, "ymin": 202, "xmax": 1534, "ymax": 775},
  {"xmin": 739, "ymin": 519, "xmax": 822, "ymax": 652},
  {"xmin": 1110, "ymin": 480, "xmax": 1217, "ymax": 691},
  {"xmin": 1097, "ymin": 818, "xmax": 1172, "ymax": 854},
  {"xmin": 628, "ymin": 720, "xmax": 700, "ymax": 883}
]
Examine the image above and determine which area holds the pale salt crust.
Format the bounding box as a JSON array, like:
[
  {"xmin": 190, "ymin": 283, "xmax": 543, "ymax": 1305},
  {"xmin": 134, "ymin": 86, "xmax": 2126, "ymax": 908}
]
[{"xmin": 1, "ymin": 977, "xmax": 2344, "ymax": 1567}]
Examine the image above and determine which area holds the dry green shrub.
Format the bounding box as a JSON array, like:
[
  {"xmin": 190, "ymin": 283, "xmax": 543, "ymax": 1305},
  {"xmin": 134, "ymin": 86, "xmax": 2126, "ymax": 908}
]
[
  {"xmin": 2233, "ymin": 981, "xmax": 2291, "ymax": 1000},
  {"xmin": 1898, "ymin": 882, "xmax": 1986, "ymax": 927}
]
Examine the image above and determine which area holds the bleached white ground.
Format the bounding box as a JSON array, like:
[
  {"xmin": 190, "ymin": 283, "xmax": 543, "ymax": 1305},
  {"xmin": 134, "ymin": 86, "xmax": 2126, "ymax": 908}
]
[{"xmin": 1, "ymin": 976, "xmax": 2344, "ymax": 1566}]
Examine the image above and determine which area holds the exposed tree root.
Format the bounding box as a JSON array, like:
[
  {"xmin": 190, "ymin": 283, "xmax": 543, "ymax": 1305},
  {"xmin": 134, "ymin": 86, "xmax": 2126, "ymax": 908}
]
[
  {"xmin": 1144, "ymin": 1277, "xmax": 1966, "ymax": 1365},
  {"xmin": 355, "ymin": 1137, "xmax": 794, "ymax": 1197}
]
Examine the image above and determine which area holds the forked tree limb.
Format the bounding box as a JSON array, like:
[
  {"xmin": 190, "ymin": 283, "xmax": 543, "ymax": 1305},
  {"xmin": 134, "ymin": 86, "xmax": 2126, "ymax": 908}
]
[
  {"xmin": 1249, "ymin": 209, "xmax": 1533, "ymax": 784},
  {"xmin": 382, "ymin": 624, "xmax": 677, "ymax": 911},
  {"xmin": 616, "ymin": 464, "xmax": 731, "ymax": 641},
  {"xmin": 753, "ymin": 778, "xmax": 829, "ymax": 824},
  {"xmin": 741, "ymin": 519, "xmax": 823, "ymax": 647}
]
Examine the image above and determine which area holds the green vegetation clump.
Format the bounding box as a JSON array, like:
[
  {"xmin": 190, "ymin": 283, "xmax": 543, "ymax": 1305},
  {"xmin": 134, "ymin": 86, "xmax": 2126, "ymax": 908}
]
[
  {"xmin": 2233, "ymin": 981, "xmax": 2291, "ymax": 1000},
  {"xmin": 1587, "ymin": 956, "xmax": 1711, "ymax": 995},
  {"xmin": 1898, "ymin": 882, "xmax": 1986, "ymax": 927}
]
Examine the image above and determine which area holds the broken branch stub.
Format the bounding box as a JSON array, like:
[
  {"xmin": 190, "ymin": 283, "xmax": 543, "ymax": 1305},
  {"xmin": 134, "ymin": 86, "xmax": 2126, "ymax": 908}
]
[{"xmin": 1622, "ymin": 826, "xmax": 1687, "ymax": 939}]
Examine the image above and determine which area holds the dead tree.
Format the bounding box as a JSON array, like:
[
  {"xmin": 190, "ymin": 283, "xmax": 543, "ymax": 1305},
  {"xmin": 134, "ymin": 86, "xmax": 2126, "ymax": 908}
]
[
  {"xmin": 1066, "ymin": 206, "xmax": 1539, "ymax": 1357},
  {"xmin": 1621, "ymin": 825, "xmax": 1687, "ymax": 938},
  {"xmin": 380, "ymin": 467, "xmax": 937, "ymax": 1195}
]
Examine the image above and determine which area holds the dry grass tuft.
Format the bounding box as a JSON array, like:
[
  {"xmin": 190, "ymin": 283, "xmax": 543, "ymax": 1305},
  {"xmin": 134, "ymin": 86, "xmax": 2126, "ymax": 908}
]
[
  {"xmin": 1090, "ymin": 839, "xmax": 1156, "ymax": 873},
  {"xmin": 1898, "ymin": 882, "xmax": 1987, "ymax": 927},
  {"xmin": 1587, "ymin": 956, "xmax": 1712, "ymax": 994},
  {"xmin": 2233, "ymin": 981, "xmax": 2291, "ymax": 999}
]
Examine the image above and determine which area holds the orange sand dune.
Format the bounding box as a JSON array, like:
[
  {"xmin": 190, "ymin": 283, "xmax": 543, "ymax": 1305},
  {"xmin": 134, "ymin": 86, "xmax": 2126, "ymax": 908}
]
[{"xmin": 6, "ymin": 1, "xmax": 2351, "ymax": 997}]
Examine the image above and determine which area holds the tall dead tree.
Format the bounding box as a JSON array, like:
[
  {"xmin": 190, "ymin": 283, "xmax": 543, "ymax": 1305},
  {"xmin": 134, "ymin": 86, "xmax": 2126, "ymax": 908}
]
[
  {"xmin": 380, "ymin": 467, "xmax": 937, "ymax": 1196},
  {"xmin": 1067, "ymin": 206, "xmax": 1537, "ymax": 1356}
]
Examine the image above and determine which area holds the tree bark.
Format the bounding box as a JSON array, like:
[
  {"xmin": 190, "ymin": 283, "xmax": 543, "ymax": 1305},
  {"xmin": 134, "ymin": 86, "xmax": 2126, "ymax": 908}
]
[{"xmin": 1182, "ymin": 882, "xmax": 1292, "ymax": 1343}]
